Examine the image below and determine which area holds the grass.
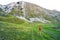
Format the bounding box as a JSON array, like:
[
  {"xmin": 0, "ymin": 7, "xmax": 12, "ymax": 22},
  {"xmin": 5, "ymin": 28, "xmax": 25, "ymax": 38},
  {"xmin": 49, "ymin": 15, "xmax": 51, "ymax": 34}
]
[
  {"xmin": 0, "ymin": 15, "xmax": 26, "ymax": 24},
  {"xmin": 0, "ymin": 15, "xmax": 60, "ymax": 40},
  {"xmin": 0, "ymin": 20, "xmax": 60, "ymax": 40}
]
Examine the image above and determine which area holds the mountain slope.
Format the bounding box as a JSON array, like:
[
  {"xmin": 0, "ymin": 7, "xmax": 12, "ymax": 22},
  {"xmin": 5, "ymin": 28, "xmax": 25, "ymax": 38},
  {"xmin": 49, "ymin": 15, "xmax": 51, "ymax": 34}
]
[
  {"xmin": 0, "ymin": 21, "xmax": 60, "ymax": 40},
  {"xmin": 0, "ymin": 1, "xmax": 60, "ymax": 23},
  {"xmin": 0, "ymin": 1, "xmax": 60, "ymax": 40}
]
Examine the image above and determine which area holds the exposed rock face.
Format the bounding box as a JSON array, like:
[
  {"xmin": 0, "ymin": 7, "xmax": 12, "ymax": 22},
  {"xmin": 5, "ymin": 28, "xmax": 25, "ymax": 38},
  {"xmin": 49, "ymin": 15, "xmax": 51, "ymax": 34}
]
[{"xmin": 0, "ymin": 1, "xmax": 60, "ymax": 23}]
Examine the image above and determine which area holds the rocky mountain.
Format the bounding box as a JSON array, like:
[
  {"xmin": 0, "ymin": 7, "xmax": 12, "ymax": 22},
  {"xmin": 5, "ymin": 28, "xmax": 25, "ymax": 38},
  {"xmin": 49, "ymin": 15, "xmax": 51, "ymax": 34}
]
[{"xmin": 0, "ymin": 1, "xmax": 60, "ymax": 23}]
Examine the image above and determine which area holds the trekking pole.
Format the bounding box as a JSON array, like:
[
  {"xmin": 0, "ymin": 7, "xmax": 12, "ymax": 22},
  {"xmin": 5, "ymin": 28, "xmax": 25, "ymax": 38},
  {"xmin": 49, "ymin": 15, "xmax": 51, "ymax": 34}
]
[{"xmin": 32, "ymin": 27, "xmax": 34, "ymax": 40}]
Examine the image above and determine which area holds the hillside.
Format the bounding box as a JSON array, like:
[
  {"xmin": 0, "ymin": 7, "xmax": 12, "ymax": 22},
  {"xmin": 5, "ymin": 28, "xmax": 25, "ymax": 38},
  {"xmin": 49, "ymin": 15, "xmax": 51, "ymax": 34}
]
[
  {"xmin": 0, "ymin": 1, "xmax": 60, "ymax": 40},
  {"xmin": 0, "ymin": 1, "xmax": 60, "ymax": 23}
]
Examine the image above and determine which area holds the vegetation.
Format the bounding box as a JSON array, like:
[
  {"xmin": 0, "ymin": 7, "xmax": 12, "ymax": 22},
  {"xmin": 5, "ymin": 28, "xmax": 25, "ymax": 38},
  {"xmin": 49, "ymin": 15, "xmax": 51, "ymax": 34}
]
[
  {"xmin": 0, "ymin": 15, "xmax": 26, "ymax": 24},
  {"xmin": 0, "ymin": 2, "xmax": 60, "ymax": 40},
  {"xmin": 0, "ymin": 18, "xmax": 60, "ymax": 40}
]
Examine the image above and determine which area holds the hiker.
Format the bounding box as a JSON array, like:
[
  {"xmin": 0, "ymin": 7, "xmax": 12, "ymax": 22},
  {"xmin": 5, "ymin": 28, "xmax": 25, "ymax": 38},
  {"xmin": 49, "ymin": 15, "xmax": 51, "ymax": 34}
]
[
  {"xmin": 38, "ymin": 27, "xmax": 42, "ymax": 35},
  {"xmin": 39, "ymin": 27, "xmax": 42, "ymax": 31}
]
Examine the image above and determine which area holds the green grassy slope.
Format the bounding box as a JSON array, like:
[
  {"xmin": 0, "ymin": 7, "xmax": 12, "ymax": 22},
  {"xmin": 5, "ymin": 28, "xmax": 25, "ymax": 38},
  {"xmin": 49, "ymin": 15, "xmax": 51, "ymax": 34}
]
[
  {"xmin": 0, "ymin": 20, "xmax": 60, "ymax": 40},
  {"xmin": 0, "ymin": 15, "xmax": 26, "ymax": 24}
]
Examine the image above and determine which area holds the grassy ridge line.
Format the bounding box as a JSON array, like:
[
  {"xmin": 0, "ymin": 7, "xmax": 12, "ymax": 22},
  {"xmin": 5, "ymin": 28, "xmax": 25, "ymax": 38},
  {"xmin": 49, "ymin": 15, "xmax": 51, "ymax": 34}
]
[{"xmin": 0, "ymin": 16, "xmax": 26, "ymax": 24}]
